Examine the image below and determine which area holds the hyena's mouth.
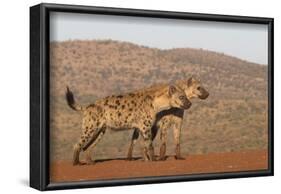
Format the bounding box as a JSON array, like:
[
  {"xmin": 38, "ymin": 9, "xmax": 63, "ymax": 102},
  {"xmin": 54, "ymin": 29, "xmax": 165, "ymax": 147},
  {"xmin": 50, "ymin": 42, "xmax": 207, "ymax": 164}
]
[{"xmin": 181, "ymin": 101, "xmax": 192, "ymax": 109}]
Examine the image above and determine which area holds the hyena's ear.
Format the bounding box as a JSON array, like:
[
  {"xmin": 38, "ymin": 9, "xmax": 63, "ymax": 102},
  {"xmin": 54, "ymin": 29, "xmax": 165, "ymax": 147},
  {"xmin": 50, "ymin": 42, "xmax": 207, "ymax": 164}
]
[
  {"xmin": 168, "ymin": 85, "xmax": 177, "ymax": 96},
  {"xmin": 187, "ymin": 77, "xmax": 195, "ymax": 87}
]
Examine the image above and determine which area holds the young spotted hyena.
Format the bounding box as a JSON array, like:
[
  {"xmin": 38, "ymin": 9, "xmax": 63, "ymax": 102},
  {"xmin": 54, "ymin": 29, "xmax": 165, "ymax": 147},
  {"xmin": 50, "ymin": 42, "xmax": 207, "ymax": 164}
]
[
  {"xmin": 66, "ymin": 85, "xmax": 191, "ymax": 165},
  {"xmin": 127, "ymin": 77, "xmax": 209, "ymax": 160}
]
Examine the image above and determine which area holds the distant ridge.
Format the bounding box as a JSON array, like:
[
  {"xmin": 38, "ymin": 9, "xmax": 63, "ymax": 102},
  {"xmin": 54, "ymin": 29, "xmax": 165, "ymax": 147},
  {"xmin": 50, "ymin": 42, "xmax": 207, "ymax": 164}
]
[{"xmin": 50, "ymin": 39, "xmax": 267, "ymax": 100}]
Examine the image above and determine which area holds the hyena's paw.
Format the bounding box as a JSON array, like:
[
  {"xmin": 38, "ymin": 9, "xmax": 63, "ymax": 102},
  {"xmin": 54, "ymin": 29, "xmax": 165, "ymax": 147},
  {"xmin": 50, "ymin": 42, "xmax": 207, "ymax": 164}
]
[
  {"xmin": 126, "ymin": 157, "xmax": 134, "ymax": 161},
  {"xmin": 84, "ymin": 158, "xmax": 96, "ymax": 165},
  {"xmin": 174, "ymin": 155, "xmax": 185, "ymax": 160},
  {"xmin": 73, "ymin": 161, "xmax": 87, "ymax": 166},
  {"xmin": 85, "ymin": 154, "xmax": 96, "ymax": 165},
  {"xmin": 158, "ymin": 155, "xmax": 168, "ymax": 161},
  {"xmin": 126, "ymin": 152, "xmax": 134, "ymax": 161}
]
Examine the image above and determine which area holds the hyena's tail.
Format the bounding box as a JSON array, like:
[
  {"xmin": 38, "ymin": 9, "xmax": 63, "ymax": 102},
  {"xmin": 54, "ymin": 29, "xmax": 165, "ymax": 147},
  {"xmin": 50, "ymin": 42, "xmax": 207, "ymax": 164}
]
[{"xmin": 65, "ymin": 86, "xmax": 84, "ymax": 112}]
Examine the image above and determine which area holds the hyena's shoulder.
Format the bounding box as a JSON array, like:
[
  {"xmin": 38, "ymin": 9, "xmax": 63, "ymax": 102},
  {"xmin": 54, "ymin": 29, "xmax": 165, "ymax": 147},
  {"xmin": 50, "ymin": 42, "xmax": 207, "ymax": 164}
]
[{"xmin": 136, "ymin": 83, "xmax": 169, "ymax": 94}]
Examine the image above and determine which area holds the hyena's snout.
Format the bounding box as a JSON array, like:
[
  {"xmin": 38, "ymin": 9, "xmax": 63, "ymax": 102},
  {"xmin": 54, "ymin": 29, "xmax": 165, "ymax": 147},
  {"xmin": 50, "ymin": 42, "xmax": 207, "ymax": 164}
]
[
  {"xmin": 181, "ymin": 98, "xmax": 192, "ymax": 109},
  {"xmin": 199, "ymin": 88, "xmax": 209, "ymax": 99}
]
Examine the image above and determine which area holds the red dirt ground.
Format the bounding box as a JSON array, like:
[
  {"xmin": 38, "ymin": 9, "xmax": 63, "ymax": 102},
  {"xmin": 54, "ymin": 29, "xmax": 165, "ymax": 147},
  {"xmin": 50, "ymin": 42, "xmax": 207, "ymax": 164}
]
[{"xmin": 50, "ymin": 149, "xmax": 268, "ymax": 183}]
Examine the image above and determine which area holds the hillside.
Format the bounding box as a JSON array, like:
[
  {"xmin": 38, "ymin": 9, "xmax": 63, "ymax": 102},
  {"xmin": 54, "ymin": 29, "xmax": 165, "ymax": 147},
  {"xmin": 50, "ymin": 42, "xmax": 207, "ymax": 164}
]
[{"xmin": 49, "ymin": 40, "xmax": 268, "ymax": 161}]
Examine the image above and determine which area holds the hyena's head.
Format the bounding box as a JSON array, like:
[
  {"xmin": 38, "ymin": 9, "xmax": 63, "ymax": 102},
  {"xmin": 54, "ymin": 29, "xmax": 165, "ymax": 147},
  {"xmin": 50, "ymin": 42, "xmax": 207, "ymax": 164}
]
[
  {"xmin": 181, "ymin": 77, "xmax": 209, "ymax": 100},
  {"xmin": 168, "ymin": 85, "xmax": 192, "ymax": 109}
]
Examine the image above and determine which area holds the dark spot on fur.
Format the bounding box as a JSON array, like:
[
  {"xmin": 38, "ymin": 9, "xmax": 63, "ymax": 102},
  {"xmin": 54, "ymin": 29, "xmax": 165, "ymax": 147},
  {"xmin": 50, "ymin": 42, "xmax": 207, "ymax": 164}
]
[
  {"xmin": 104, "ymin": 99, "xmax": 109, "ymax": 106},
  {"xmin": 147, "ymin": 95, "xmax": 153, "ymax": 100},
  {"xmin": 129, "ymin": 108, "xmax": 133, "ymax": 111},
  {"xmin": 144, "ymin": 120, "xmax": 151, "ymax": 127},
  {"xmin": 109, "ymin": 105, "xmax": 117, "ymax": 109},
  {"xmin": 118, "ymin": 112, "xmax": 122, "ymax": 117},
  {"xmin": 131, "ymin": 101, "xmax": 137, "ymax": 106},
  {"xmin": 121, "ymin": 105, "xmax": 125, "ymax": 109},
  {"xmin": 116, "ymin": 100, "xmax": 120, "ymax": 105},
  {"xmin": 117, "ymin": 95, "xmax": 123, "ymax": 98},
  {"xmin": 129, "ymin": 93, "xmax": 135, "ymax": 97}
]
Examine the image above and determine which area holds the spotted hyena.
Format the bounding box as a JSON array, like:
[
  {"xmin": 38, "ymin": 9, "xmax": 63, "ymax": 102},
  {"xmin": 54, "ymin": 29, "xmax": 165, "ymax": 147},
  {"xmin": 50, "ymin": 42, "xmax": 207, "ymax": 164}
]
[
  {"xmin": 127, "ymin": 77, "xmax": 209, "ymax": 160},
  {"xmin": 66, "ymin": 84, "xmax": 191, "ymax": 165}
]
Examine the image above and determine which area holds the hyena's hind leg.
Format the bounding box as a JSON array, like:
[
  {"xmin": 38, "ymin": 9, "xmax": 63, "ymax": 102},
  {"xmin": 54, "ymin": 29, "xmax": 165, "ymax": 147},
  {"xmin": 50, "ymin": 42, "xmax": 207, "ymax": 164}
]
[
  {"xmin": 73, "ymin": 127, "xmax": 105, "ymax": 165},
  {"xmin": 84, "ymin": 128, "xmax": 106, "ymax": 164},
  {"xmin": 73, "ymin": 140, "xmax": 84, "ymax": 166},
  {"xmin": 127, "ymin": 129, "xmax": 139, "ymax": 160}
]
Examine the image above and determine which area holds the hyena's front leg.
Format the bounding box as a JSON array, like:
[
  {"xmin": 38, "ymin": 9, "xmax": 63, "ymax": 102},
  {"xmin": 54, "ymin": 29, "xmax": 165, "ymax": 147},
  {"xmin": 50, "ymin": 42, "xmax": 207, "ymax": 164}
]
[
  {"xmin": 141, "ymin": 128, "xmax": 155, "ymax": 161},
  {"xmin": 159, "ymin": 126, "xmax": 168, "ymax": 160},
  {"xmin": 127, "ymin": 126, "xmax": 158, "ymax": 160},
  {"xmin": 158, "ymin": 117, "xmax": 170, "ymax": 160},
  {"xmin": 173, "ymin": 116, "xmax": 185, "ymax": 160}
]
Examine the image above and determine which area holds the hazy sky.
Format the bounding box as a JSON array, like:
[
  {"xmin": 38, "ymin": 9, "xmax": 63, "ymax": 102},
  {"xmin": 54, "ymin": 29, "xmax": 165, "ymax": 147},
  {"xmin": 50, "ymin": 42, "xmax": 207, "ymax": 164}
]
[{"xmin": 50, "ymin": 12, "xmax": 268, "ymax": 65}]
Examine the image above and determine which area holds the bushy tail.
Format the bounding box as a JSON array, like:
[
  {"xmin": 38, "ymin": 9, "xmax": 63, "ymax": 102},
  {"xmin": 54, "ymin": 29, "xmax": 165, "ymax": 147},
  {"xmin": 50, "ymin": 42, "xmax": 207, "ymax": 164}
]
[{"xmin": 65, "ymin": 86, "xmax": 84, "ymax": 111}]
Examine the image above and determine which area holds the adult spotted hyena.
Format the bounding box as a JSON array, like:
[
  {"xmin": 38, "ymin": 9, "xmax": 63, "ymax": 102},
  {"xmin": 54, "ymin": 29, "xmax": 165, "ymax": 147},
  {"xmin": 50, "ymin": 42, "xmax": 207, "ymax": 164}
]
[
  {"xmin": 127, "ymin": 77, "xmax": 209, "ymax": 160},
  {"xmin": 66, "ymin": 85, "xmax": 191, "ymax": 165}
]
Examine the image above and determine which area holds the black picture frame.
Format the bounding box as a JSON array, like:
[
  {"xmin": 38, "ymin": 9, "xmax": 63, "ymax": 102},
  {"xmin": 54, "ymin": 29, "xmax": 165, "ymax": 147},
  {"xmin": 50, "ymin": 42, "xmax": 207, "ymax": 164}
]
[{"xmin": 30, "ymin": 3, "xmax": 274, "ymax": 191}]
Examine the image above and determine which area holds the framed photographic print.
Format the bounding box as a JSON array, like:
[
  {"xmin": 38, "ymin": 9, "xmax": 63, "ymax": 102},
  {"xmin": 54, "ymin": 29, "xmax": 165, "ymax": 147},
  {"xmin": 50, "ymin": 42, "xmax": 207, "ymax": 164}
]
[{"xmin": 30, "ymin": 3, "xmax": 274, "ymax": 191}]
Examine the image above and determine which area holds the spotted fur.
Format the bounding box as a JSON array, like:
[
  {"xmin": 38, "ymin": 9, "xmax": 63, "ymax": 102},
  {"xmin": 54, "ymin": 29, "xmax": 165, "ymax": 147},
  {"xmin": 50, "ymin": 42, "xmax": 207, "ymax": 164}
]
[{"xmin": 66, "ymin": 84, "xmax": 191, "ymax": 165}]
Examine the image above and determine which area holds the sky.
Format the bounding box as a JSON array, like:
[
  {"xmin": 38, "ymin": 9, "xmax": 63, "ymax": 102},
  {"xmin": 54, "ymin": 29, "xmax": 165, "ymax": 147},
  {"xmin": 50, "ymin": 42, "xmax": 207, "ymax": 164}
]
[{"xmin": 50, "ymin": 12, "xmax": 268, "ymax": 65}]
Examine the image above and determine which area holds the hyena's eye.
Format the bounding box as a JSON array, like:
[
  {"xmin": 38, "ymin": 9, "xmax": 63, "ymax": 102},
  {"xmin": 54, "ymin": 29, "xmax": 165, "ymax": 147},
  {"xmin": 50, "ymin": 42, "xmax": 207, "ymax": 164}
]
[{"xmin": 179, "ymin": 95, "xmax": 185, "ymax": 100}]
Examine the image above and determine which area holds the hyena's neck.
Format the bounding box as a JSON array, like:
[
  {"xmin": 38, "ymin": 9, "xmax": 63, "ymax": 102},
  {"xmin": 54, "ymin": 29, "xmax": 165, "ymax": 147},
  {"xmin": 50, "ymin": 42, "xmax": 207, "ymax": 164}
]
[{"xmin": 152, "ymin": 94, "xmax": 172, "ymax": 113}]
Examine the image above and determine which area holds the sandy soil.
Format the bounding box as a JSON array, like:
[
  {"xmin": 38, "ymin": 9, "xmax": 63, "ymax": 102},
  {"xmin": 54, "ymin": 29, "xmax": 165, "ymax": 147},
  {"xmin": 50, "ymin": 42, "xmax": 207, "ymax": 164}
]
[{"xmin": 50, "ymin": 149, "xmax": 268, "ymax": 183}]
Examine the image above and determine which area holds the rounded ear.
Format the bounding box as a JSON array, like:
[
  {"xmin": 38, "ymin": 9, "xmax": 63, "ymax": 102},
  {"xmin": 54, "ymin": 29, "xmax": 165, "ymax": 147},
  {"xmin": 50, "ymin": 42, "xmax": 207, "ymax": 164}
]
[
  {"xmin": 169, "ymin": 85, "xmax": 177, "ymax": 96},
  {"xmin": 187, "ymin": 77, "xmax": 193, "ymax": 87}
]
